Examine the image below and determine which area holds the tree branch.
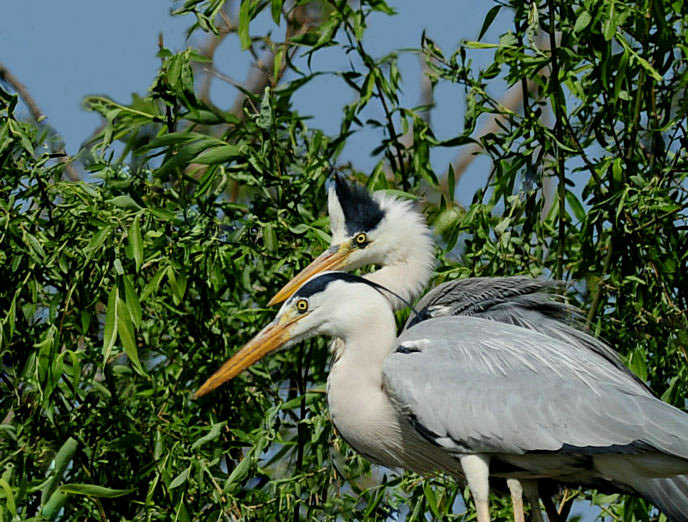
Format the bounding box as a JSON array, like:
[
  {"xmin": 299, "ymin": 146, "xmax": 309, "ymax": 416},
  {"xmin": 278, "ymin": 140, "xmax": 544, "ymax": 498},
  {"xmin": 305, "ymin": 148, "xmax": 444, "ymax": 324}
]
[{"xmin": 547, "ymin": 0, "xmax": 566, "ymax": 281}]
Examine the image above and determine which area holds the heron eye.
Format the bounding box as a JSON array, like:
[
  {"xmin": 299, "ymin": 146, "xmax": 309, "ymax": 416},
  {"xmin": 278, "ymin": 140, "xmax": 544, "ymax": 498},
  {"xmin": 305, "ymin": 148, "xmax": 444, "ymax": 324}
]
[
  {"xmin": 295, "ymin": 299, "xmax": 309, "ymax": 313},
  {"xmin": 354, "ymin": 233, "xmax": 368, "ymax": 246}
]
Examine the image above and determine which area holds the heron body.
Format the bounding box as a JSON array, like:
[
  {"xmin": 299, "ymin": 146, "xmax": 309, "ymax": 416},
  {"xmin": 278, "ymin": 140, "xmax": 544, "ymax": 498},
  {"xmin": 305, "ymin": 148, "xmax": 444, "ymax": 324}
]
[{"xmin": 196, "ymin": 272, "xmax": 688, "ymax": 521}]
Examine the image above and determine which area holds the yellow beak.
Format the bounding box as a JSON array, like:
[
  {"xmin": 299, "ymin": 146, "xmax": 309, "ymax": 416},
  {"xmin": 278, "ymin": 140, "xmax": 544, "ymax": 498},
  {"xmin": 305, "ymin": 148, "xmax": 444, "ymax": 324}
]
[
  {"xmin": 267, "ymin": 244, "xmax": 352, "ymax": 306},
  {"xmin": 194, "ymin": 320, "xmax": 293, "ymax": 398}
]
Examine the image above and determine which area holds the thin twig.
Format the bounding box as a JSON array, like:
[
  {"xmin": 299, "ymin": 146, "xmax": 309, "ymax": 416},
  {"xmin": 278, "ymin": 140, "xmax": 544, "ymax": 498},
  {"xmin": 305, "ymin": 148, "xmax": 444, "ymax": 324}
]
[
  {"xmin": 586, "ymin": 235, "xmax": 613, "ymax": 327},
  {"xmin": 0, "ymin": 62, "xmax": 80, "ymax": 181},
  {"xmin": 546, "ymin": 0, "xmax": 566, "ymax": 280}
]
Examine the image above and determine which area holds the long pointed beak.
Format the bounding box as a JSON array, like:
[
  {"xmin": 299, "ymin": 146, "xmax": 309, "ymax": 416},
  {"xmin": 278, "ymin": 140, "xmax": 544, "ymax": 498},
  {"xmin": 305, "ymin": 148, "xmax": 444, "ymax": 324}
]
[
  {"xmin": 267, "ymin": 244, "xmax": 352, "ymax": 306},
  {"xmin": 194, "ymin": 320, "xmax": 292, "ymax": 398}
]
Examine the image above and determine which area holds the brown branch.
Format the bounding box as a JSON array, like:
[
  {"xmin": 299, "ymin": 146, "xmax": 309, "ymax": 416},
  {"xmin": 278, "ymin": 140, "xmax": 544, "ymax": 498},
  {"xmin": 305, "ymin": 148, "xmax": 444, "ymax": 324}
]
[{"xmin": 0, "ymin": 62, "xmax": 80, "ymax": 181}]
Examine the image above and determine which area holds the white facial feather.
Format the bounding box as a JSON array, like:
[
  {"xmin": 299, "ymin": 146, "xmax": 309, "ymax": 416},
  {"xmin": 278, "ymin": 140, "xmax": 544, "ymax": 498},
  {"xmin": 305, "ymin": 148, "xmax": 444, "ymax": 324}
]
[{"xmin": 328, "ymin": 185, "xmax": 347, "ymax": 243}]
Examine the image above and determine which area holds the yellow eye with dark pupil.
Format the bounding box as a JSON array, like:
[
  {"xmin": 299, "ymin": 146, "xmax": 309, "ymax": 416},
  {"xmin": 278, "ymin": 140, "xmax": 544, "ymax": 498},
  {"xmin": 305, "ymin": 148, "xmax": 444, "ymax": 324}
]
[
  {"xmin": 355, "ymin": 233, "xmax": 367, "ymax": 246},
  {"xmin": 295, "ymin": 299, "xmax": 308, "ymax": 313}
]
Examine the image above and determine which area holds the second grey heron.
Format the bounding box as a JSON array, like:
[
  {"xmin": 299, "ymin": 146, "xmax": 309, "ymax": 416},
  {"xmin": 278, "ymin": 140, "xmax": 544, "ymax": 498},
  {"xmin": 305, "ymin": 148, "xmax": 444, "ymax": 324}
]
[
  {"xmin": 197, "ymin": 272, "xmax": 688, "ymax": 521},
  {"xmin": 268, "ymin": 175, "xmax": 638, "ymax": 385}
]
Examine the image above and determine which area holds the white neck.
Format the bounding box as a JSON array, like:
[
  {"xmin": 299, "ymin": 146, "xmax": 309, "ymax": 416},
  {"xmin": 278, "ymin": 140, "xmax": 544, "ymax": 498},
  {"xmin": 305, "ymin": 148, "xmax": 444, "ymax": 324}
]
[
  {"xmin": 329, "ymin": 289, "xmax": 398, "ymax": 371},
  {"xmin": 364, "ymin": 246, "xmax": 435, "ymax": 310},
  {"xmin": 363, "ymin": 193, "xmax": 436, "ymax": 309},
  {"xmin": 326, "ymin": 296, "xmax": 402, "ymax": 465}
]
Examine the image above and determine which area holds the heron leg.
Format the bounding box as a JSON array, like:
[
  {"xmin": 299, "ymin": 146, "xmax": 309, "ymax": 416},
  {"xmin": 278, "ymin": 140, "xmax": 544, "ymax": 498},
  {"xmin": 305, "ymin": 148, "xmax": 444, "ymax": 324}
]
[
  {"xmin": 460, "ymin": 454, "xmax": 491, "ymax": 522},
  {"xmin": 506, "ymin": 478, "xmax": 525, "ymax": 522},
  {"xmin": 521, "ymin": 480, "xmax": 544, "ymax": 522}
]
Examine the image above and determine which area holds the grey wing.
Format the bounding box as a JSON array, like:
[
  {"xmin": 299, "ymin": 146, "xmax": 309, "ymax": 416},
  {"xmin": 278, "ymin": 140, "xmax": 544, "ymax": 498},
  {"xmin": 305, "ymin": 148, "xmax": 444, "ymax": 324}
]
[
  {"xmin": 384, "ymin": 316, "xmax": 688, "ymax": 459},
  {"xmin": 403, "ymin": 276, "xmax": 648, "ymax": 391},
  {"xmin": 406, "ymin": 277, "xmax": 568, "ymax": 327}
]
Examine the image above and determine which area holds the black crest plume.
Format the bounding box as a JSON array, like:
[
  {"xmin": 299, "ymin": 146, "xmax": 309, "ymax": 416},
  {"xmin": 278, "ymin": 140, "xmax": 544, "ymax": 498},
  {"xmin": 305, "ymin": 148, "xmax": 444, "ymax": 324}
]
[{"xmin": 334, "ymin": 174, "xmax": 385, "ymax": 235}]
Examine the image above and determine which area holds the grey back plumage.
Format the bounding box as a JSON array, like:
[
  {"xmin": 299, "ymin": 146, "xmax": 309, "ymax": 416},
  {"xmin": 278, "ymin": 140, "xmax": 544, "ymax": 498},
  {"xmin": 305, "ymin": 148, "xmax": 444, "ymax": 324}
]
[
  {"xmin": 403, "ymin": 276, "xmax": 649, "ymax": 392},
  {"xmin": 384, "ymin": 316, "xmax": 688, "ymax": 461}
]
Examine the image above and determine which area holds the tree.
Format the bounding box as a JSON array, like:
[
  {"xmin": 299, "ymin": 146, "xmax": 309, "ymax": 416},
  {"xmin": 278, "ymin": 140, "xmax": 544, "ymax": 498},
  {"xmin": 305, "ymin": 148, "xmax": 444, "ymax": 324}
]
[{"xmin": 1, "ymin": 0, "xmax": 687, "ymax": 519}]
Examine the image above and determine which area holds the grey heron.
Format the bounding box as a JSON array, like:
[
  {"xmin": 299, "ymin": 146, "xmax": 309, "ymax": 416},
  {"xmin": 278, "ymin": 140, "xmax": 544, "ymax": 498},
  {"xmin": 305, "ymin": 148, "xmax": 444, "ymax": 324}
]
[
  {"xmin": 197, "ymin": 272, "xmax": 688, "ymax": 522},
  {"xmin": 266, "ymin": 175, "xmax": 651, "ymax": 519},
  {"xmin": 267, "ymin": 176, "xmax": 638, "ymax": 384}
]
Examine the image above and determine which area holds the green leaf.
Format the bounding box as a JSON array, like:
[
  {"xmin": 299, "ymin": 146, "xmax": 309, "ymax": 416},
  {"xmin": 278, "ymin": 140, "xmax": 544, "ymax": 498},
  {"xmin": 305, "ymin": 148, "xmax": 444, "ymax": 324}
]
[
  {"xmin": 0, "ymin": 478, "xmax": 16, "ymax": 516},
  {"xmin": 169, "ymin": 467, "xmax": 190, "ymax": 489},
  {"xmin": 41, "ymin": 437, "xmax": 78, "ymax": 505},
  {"xmin": 129, "ymin": 215, "xmax": 143, "ymax": 272},
  {"xmin": 123, "ymin": 275, "xmax": 142, "ymax": 329},
  {"xmin": 565, "ymin": 190, "xmax": 586, "ymax": 222},
  {"xmin": 86, "ymin": 225, "xmax": 111, "ymax": 253},
  {"xmin": 478, "ymin": 5, "xmax": 501, "ymax": 41},
  {"xmin": 238, "ymin": 0, "xmax": 251, "ymax": 50},
  {"xmin": 41, "ymin": 489, "xmax": 69, "ymax": 520},
  {"xmin": 603, "ymin": 1, "xmax": 616, "ymax": 40},
  {"xmin": 194, "ymin": 144, "xmax": 243, "ymax": 165},
  {"xmin": 191, "ymin": 422, "xmax": 227, "ymax": 450},
  {"xmin": 107, "ymin": 195, "xmax": 141, "ymax": 210},
  {"xmin": 117, "ymin": 305, "xmax": 144, "ymax": 375},
  {"xmin": 224, "ymin": 452, "xmax": 252, "ymax": 492},
  {"xmin": 141, "ymin": 266, "xmax": 167, "ymax": 301},
  {"xmin": 271, "ymin": 0, "xmax": 282, "ymax": 24},
  {"xmin": 574, "ymin": 10, "xmax": 592, "ymax": 32},
  {"xmin": 60, "ymin": 484, "xmax": 135, "ymax": 498},
  {"xmin": 23, "ymin": 231, "xmax": 46, "ymax": 261},
  {"xmin": 257, "ymin": 88, "xmax": 272, "ymax": 130},
  {"xmin": 103, "ymin": 286, "xmax": 119, "ymax": 364}
]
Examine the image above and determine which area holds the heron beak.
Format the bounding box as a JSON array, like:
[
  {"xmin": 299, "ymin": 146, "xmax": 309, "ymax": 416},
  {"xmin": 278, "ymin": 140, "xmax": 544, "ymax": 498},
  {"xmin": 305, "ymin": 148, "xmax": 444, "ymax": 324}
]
[
  {"xmin": 194, "ymin": 319, "xmax": 294, "ymax": 398},
  {"xmin": 267, "ymin": 244, "xmax": 352, "ymax": 306}
]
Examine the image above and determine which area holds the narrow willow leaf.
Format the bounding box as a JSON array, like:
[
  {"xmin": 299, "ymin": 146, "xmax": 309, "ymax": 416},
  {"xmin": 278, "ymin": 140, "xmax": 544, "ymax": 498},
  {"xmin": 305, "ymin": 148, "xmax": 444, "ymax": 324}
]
[
  {"xmin": 41, "ymin": 437, "xmax": 78, "ymax": 505},
  {"xmin": 478, "ymin": 5, "xmax": 501, "ymax": 41},
  {"xmin": 169, "ymin": 467, "xmax": 190, "ymax": 489},
  {"xmin": 86, "ymin": 225, "xmax": 111, "ymax": 253},
  {"xmin": 141, "ymin": 266, "xmax": 167, "ymax": 301},
  {"xmin": 270, "ymin": 0, "xmax": 282, "ymax": 24},
  {"xmin": 41, "ymin": 489, "xmax": 69, "ymax": 520},
  {"xmin": 238, "ymin": 0, "xmax": 251, "ymax": 50},
  {"xmin": 193, "ymin": 144, "xmax": 242, "ymax": 165},
  {"xmin": 224, "ymin": 452, "xmax": 252, "ymax": 492},
  {"xmin": 123, "ymin": 275, "xmax": 142, "ymax": 329},
  {"xmin": 102, "ymin": 286, "xmax": 119, "ymax": 364},
  {"xmin": 565, "ymin": 190, "xmax": 586, "ymax": 222},
  {"xmin": 191, "ymin": 421, "xmax": 227, "ymax": 450},
  {"xmin": 24, "ymin": 231, "xmax": 46, "ymax": 260},
  {"xmin": 574, "ymin": 10, "xmax": 592, "ymax": 32},
  {"xmin": 0, "ymin": 478, "xmax": 16, "ymax": 515},
  {"xmin": 60, "ymin": 484, "xmax": 135, "ymax": 498},
  {"xmin": 117, "ymin": 306, "xmax": 144, "ymax": 375},
  {"xmin": 263, "ymin": 224, "xmax": 277, "ymax": 253},
  {"xmin": 107, "ymin": 195, "xmax": 141, "ymax": 210},
  {"xmin": 129, "ymin": 215, "xmax": 143, "ymax": 272}
]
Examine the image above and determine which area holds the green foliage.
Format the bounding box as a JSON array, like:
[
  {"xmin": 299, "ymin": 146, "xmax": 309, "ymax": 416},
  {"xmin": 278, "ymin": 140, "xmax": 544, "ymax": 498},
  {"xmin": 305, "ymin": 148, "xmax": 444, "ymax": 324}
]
[{"xmin": 1, "ymin": 0, "xmax": 687, "ymax": 520}]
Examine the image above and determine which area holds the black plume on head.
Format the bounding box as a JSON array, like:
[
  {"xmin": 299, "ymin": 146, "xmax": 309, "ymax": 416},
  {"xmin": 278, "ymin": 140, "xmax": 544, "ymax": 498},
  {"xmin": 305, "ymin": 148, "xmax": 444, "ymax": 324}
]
[{"xmin": 334, "ymin": 175, "xmax": 385, "ymax": 235}]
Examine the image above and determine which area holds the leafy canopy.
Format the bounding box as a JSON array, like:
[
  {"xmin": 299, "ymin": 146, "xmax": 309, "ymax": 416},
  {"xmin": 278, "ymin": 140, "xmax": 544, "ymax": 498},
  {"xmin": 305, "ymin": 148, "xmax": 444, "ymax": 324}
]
[{"xmin": 1, "ymin": 0, "xmax": 687, "ymax": 520}]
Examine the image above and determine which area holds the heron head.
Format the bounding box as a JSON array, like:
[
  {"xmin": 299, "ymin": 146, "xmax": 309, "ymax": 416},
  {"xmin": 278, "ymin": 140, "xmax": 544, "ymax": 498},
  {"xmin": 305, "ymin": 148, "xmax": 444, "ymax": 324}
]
[
  {"xmin": 268, "ymin": 175, "xmax": 434, "ymax": 306},
  {"xmin": 195, "ymin": 272, "xmax": 392, "ymax": 397}
]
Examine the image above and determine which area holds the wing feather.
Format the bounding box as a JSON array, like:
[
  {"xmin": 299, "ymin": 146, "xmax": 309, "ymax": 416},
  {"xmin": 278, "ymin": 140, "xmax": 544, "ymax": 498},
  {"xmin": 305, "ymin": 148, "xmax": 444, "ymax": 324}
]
[
  {"xmin": 403, "ymin": 277, "xmax": 649, "ymax": 391},
  {"xmin": 383, "ymin": 316, "xmax": 688, "ymax": 460}
]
